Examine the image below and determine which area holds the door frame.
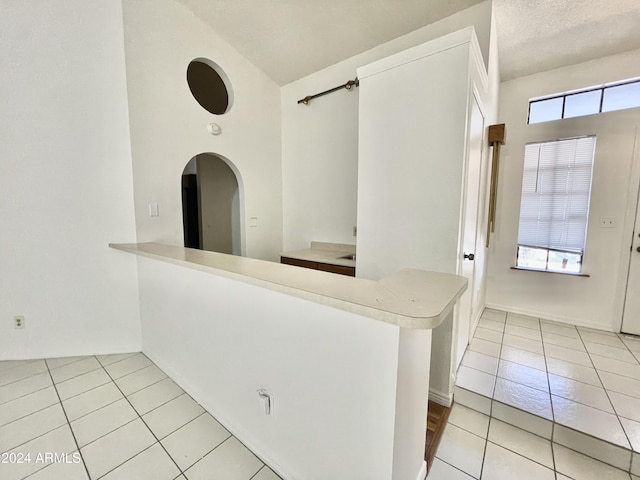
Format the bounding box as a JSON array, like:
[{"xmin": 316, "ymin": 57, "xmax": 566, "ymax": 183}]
[{"xmin": 453, "ymin": 85, "xmax": 487, "ymax": 369}]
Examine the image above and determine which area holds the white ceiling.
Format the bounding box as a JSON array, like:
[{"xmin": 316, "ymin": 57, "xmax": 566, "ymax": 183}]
[
  {"xmin": 495, "ymin": 0, "xmax": 640, "ymax": 81},
  {"xmin": 175, "ymin": 0, "xmax": 640, "ymax": 85}
]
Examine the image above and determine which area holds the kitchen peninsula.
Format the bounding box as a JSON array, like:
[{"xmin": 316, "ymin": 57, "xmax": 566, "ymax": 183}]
[{"xmin": 110, "ymin": 242, "xmax": 467, "ymax": 479}]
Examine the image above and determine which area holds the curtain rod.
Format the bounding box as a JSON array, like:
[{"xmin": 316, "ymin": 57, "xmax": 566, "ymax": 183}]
[{"xmin": 297, "ymin": 78, "xmax": 359, "ymax": 105}]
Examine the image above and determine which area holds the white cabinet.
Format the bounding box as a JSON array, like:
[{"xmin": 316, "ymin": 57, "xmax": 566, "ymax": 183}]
[{"xmin": 356, "ymin": 27, "xmax": 490, "ymax": 405}]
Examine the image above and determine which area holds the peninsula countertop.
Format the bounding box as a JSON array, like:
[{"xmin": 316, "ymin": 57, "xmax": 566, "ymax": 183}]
[{"xmin": 110, "ymin": 242, "xmax": 467, "ymax": 329}]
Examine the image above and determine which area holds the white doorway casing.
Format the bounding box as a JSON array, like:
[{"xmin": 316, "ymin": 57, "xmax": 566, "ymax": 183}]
[
  {"xmin": 455, "ymin": 90, "xmax": 486, "ymax": 369},
  {"xmin": 181, "ymin": 153, "xmax": 246, "ymax": 257}
]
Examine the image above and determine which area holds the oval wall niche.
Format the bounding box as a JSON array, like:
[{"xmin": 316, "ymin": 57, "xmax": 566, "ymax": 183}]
[{"xmin": 186, "ymin": 58, "xmax": 233, "ymax": 115}]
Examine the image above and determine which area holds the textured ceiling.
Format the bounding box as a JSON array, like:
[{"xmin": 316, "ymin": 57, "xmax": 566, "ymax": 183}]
[
  {"xmin": 175, "ymin": 0, "xmax": 640, "ymax": 85},
  {"xmin": 495, "ymin": 0, "xmax": 640, "ymax": 81}
]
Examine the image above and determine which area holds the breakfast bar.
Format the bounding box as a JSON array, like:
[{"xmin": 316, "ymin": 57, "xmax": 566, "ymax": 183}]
[{"xmin": 110, "ymin": 242, "xmax": 467, "ymax": 480}]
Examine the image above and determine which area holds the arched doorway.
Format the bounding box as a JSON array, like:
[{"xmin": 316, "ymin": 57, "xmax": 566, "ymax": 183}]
[{"xmin": 181, "ymin": 153, "xmax": 243, "ymax": 255}]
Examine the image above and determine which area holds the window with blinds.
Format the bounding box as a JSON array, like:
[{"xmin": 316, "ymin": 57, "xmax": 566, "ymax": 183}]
[{"xmin": 516, "ymin": 136, "xmax": 596, "ymax": 273}]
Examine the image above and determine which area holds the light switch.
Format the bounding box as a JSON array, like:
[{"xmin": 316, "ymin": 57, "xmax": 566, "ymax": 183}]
[
  {"xmin": 249, "ymin": 217, "xmax": 258, "ymax": 228},
  {"xmin": 149, "ymin": 203, "xmax": 159, "ymax": 218}
]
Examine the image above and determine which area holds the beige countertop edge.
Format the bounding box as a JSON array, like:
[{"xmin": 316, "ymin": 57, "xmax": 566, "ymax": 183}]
[{"xmin": 110, "ymin": 243, "xmax": 467, "ymax": 330}]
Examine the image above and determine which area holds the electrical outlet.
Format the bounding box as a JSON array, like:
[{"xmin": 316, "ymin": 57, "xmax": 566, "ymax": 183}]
[
  {"xmin": 600, "ymin": 217, "xmax": 616, "ymax": 228},
  {"xmin": 14, "ymin": 316, "xmax": 25, "ymax": 329},
  {"xmin": 148, "ymin": 203, "xmax": 159, "ymax": 218}
]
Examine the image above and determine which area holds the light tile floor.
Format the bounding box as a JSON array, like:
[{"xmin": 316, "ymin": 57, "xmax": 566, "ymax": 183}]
[
  {"xmin": 450, "ymin": 308, "xmax": 640, "ymax": 476},
  {"xmin": 429, "ymin": 402, "xmax": 640, "ymax": 480},
  {"xmin": 0, "ymin": 353, "xmax": 282, "ymax": 480}
]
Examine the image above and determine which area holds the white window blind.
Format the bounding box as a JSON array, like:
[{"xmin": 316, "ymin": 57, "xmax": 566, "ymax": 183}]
[{"xmin": 517, "ymin": 136, "xmax": 596, "ymax": 253}]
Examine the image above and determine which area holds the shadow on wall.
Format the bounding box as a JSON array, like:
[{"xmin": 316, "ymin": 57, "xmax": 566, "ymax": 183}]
[{"xmin": 181, "ymin": 153, "xmax": 243, "ymax": 255}]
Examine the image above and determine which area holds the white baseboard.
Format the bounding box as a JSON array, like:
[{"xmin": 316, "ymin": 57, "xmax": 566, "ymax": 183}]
[
  {"xmin": 429, "ymin": 388, "xmax": 452, "ymax": 407},
  {"xmin": 484, "ymin": 303, "xmax": 617, "ymax": 332},
  {"xmin": 416, "ymin": 460, "xmax": 428, "ymax": 480}
]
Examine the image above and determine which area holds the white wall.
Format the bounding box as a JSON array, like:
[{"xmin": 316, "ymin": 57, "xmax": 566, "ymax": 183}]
[
  {"xmin": 0, "ymin": 0, "xmax": 141, "ymax": 359},
  {"xmin": 486, "ymin": 49, "xmax": 640, "ymax": 331},
  {"xmin": 281, "ymin": 1, "xmax": 493, "ymax": 252},
  {"xmin": 122, "ymin": 0, "xmax": 283, "ymax": 261},
  {"xmin": 136, "ymin": 256, "xmax": 428, "ymax": 480},
  {"xmin": 356, "ymin": 39, "xmax": 472, "ymax": 280}
]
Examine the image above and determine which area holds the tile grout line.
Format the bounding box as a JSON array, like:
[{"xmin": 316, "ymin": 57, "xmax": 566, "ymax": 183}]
[
  {"xmin": 94, "ymin": 441, "xmax": 178, "ymax": 480},
  {"xmin": 478, "ymin": 312, "xmax": 557, "ymax": 477},
  {"xmin": 107, "ymin": 363, "xmax": 167, "ymax": 387},
  {"xmin": 64, "ymin": 392, "xmax": 125, "ymax": 424},
  {"xmin": 95, "ymin": 355, "xmax": 190, "ymax": 480},
  {"xmin": 56, "ymin": 359, "xmax": 168, "ymax": 419},
  {"xmin": 179, "ymin": 436, "xmax": 236, "ymax": 478},
  {"xmin": 57, "ymin": 361, "xmax": 167, "ymax": 405},
  {"xmin": 580, "ymin": 330, "xmax": 635, "ymax": 472},
  {"xmin": 558, "ymin": 326, "xmax": 640, "ymax": 464},
  {"xmin": 119, "ymin": 375, "xmax": 172, "ymax": 399},
  {"xmin": 126, "ymin": 383, "xmax": 185, "ymax": 416},
  {"xmin": 50, "ymin": 366, "xmax": 104, "ymax": 387},
  {"xmin": 43, "ymin": 355, "xmax": 94, "ymax": 480},
  {"xmin": 77, "ymin": 415, "xmax": 140, "ymax": 450},
  {"xmin": 551, "ymin": 324, "xmax": 636, "ymax": 474},
  {"xmin": 539, "ymin": 314, "xmax": 560, "ymax": 480},
  {"xmin": 248, "ymin": 465, "xmax": 268, "ymax": 479},
  {"xmin": 452, "ymin": 410, "xmax": 558, "ymax": 474},
  {"xmin": 0, "ymin": 365, "xmax": 50, "ymax": 390},
  {"xmin": 95, "ymin": 352, "xmax": 139, "ymax": 367},
  {"xmin": 21, "ymin": 354, "xmax": 179, "ymax": 477},
  {"xmin": 0, "ymin": 381, "xmax": 54, "ymax": 408},
  {"xmin": 486, "ymin": 313, "xmax": 585, "ymax": 479},
  {"xmin": 46, "ymin": 356, "xmax": 92, "ymax": 372},
  {"xmin": 97, "ymin": 355, "xmax": 155, "ymax": 380},
  {"xmin": 485, "ymin": 437, "xmax": 557, "ymax": 475},
  {"xmin": 0, "ymin": 393, "xmax": 61, "ymax": 430},
  {"xmin": 141, "ymin": 360, "xmax": 281, "ymax": 478},
  {"xmin": 0, "ymin": 359, "xmax": 40, "ymax": 374},
  {"xmin": 451, "ymin": 408, "xmax": 558, "ymax": 474},
  {"xmin": 465, "ymin": 311, "xmax": 563, "ymax": 478},
  {"xmin": 466, "ymin": 311, "xmax": 638, "ymax": 477},
  {"xmin": 616, "ymin": 332, "xmax": 640, "ymax": 364},
  {"xmin": 432, "ymin": 455, "xmax": 480, "ymax": 479},
  {"xmin": 467, "ymin": 335, "xmax": 631, "ymax": 417},
  {"xmin": 56, "ymin": 378, "xmax": 114, "ymax": 403},
  {"xmin": 1, "ymin": 422, "xmax": 69, "ymax": 463},
  {"xmin": 477, "ymin": 310, "xmax": 507, "ymax": 480}
]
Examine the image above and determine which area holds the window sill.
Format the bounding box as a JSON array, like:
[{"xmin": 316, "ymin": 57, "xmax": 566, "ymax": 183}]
[{"xmin": 510, "ymin": 266, "xmax": 590, "ymax": 277}]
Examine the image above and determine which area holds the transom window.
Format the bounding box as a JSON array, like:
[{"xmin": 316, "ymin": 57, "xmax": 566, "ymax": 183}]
[
  {"xmin": 516, "ymin": 136, "xmax": 596, "ymax": 274},
  {"xmin": 528, "ymin": 78, "xmax": 640, "ymax": 124}
]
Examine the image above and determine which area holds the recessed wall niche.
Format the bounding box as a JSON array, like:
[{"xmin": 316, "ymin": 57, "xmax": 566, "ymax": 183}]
[{"xmin": 186, "ymin": 58, "xmax": 233, "ymax": 114}]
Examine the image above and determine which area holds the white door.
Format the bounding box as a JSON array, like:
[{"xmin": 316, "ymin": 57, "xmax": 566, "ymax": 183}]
[
  {"xmin": 455, "ymin": 92, "xmax": 485, "ymax": 368},
  {"xmin": 622, "ymin": 182, "xmax": 640, "ymax": 335}
]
